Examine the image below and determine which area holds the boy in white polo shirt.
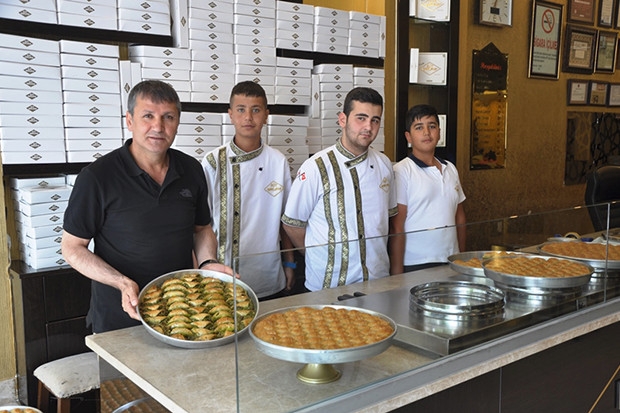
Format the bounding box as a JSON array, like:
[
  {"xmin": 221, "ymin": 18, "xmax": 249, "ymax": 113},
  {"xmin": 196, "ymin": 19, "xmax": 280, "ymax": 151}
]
[{"xmin": 389, "ymin": 104, "xmax": 466, "ymax": 275}]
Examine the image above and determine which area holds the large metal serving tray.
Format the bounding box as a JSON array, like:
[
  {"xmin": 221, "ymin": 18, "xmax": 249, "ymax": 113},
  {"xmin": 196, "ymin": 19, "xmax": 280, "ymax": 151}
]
[
  {"xmin": 482, "ymin": 254, "xmax": 593, "ymax": 290},
  {"xmin": 448, "ymin": 251, "xmax": 525, "ymax": 277},
  {"xmin": 138, "ymin": 269, "xmax": 259, "ymax": 349},
  {"xmin": 537, "ymin": 241, "xmax": 620, "ymax": 270},
  {"xmin": 249, "ymin": 305, "xmax": 397, "ymax": 365}
]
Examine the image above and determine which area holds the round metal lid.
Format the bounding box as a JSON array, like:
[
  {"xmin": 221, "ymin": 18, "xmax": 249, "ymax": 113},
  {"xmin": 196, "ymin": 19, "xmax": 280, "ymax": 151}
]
[{"xmin": 409, "ymin": 281, "xmax": 505, "ymax": 319}]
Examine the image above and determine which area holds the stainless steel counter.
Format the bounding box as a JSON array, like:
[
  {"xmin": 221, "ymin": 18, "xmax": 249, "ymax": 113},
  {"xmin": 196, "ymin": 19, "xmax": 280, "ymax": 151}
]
[{"xmin": 85, "ymin": 266, "xmax": 620, "ymax": 413}]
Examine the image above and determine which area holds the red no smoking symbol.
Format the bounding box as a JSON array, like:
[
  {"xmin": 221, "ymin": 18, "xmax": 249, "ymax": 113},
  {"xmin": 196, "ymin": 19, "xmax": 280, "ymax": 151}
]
[{"xmin": 541, "ymin": 9, "xmax": 555, "ymax": 33}]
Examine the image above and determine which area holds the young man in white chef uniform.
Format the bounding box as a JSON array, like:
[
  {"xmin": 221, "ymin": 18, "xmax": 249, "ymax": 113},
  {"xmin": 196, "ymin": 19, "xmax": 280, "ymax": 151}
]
[
  {"xmin": 282, "ymin": 87, "xmax": 397, "ymax": 291},
  {"xmin": 202, "ymin": 81, "xmax": 295, "ymax": 299}
]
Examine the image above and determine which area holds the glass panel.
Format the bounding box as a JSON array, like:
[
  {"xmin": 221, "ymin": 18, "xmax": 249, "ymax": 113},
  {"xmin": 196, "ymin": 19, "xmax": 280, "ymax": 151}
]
[{"xmin": 234, "ymin": 205, "xmax": 619, "ymax": 412}]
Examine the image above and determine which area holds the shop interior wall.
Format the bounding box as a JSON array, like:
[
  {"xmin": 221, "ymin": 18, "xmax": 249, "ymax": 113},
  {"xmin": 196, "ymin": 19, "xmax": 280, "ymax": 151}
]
[
  {"xmin": 456, "ymin": 0, "xmax": 618, "ymax": 224},
  {"xmin": 304, "ymin": 0, "xmax": 396, "ymax": 158}
]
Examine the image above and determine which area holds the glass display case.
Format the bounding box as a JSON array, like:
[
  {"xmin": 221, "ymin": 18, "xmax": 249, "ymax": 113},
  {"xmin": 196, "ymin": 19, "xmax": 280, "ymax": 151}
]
[{"xmin": 86, "ymin": 203, "xmax": 620, "ymax": 413}]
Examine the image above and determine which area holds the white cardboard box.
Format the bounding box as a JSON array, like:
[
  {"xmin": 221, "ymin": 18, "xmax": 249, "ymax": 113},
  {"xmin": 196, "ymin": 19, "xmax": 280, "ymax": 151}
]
[
  {"xmin": 0, "ymin": 4, "xmax": 57, "ymax": 24},
  {"xmin": 180, "ymin": 112, "xmax": 222, "ymax": 124},
  {"xmin": 57, "ymin": 13, "xmax": 117, "ymax": 31},
  {"xmin": 60, "ymin": 53, "xmax": 119, "ymax": 70},
  {"xmin": 0, "ymin": 32, "xmax": 58, "ymax": 53},
  {"xmin": 0, "ymin": 114, "xmax": 63, "ymax": 128},
  {"xmin": 234, "ymin": 3, "xmax": 275, "ymax": 18},
  {"xmin": 63, "ymin": 102, "xmax": 121, "ymax": 117},
  {"xmin": 10, "ymin": 176, "xmax": 66, "ymax": 189},
  {"xmin": 59, "ymin": 39, "xmax": 119, "ymax": 57},
  {"xmin": 63, "ymin": 116, "xmax": 121, "ymax": 128},
  {"xmin": 1, "ymin": 47, "xmax": 60, "ymax": 67},
  {"xmin": 14, "ymin": 199, "xmax": 68, "ymax": 217},
  {"xmin": 0, "ymin": 101, "xmax": 62, "ymax": 116},
  {"xmin": 18, "ymin": 185, "xmax": 72, "ymax": 204},
  {"xmin": 130, "ymin": 55, "xmax": 191, "ymax": 71},
  {"xmin": 141, "ymin": 67, "xmax": 190, "ymax": 81},
  {"xmin": 276, "ymin": 1, "xmax": 313, "ymax": 14},
  {"xmin": 118, "ymin": 0, "xmax": 170, "ymax": 13},
  {"xmin": 129, "ymin": 45, "xmax": 191, "ymax": 60},
  {"xmin": 174, "ymin": 135, "xmax": 222, "ymax": 147},
  {"xmin": 64, "ymin": 126, "xmax": 123, "ymax": 140},
  {"xmin": 177, "ymin": 124, "xmax": 221, "ymax": 136},
  {"xmin": 233, "ymin": 14, "xmax": 275, "ymax": 28},
  {"xmin": 118, "ymin": 20, "xmax": 170, "ymax": 36},
  {"xmin": 118, "ymin": 8, "xmax": 169, "ymax": 26},
  {"xmin": 64, "ymin": 138, "xmax": 121, "ymax": 151},
  {"xmin": 0, "ymin": 127, "xmax": 64, "ymax": 140},
  {"xmin": 170, "ymin": 0, "xmax": 189, "ymax": 47},
  {"xmin": 66, "ymin": 150, "xmax": 110, "ymax": 163},
  {"xmin": 0, "ymin": 75, "xmax": 62, "ymax": 92},
  {"xmin": 61, "ymin": 78, "xmax": 121, "ymax": 93},
  {"xmin": 2, "ymin": 62, "xmax": 61, "ymax": 80},
  {"xmin": 16, "ymin": 211, "xmax": 63, "ymax": 228},
  {"xmin": 1, "ymin": 139, "xmax": 66, "ymax": 153},
  {"xmin": 61, "ymin": 66, "xmax": 120, "ymax": 83},
  {"xmin": 62, "ymin": 91, "xmax": 121, "ymax": 105}
]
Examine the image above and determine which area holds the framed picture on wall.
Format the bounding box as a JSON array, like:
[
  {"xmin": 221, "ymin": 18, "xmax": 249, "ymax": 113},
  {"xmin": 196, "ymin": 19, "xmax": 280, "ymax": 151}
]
[
  {"xmin": 607, "ymin": 83, "xmax": 620, "ymax": 105},
  {"xmin": 595, "ymin": 30, "xmax": 618, "ymax": 72},
  {"xmin": 598, "ymin": 0, "xmax": 616, "ymax": 26},
  {"xmin": 528, "ymin": 1, "xmax": 563, "ymax": 79},
  {"xmin": 589, "ymin": 81, "xmax": 609, "ymax": 105},
  {"xmin": 607, "ymin": 83, "xmax": 620, "ymax": 106},
  {"xmin": 562, "ymin": 24, "xmax": 597, "ymax": 73},
  {"xmin": 568, "ymin": 0, "xmax": 595, "ymax": 24},
  {"xmin": 567, "ymin": 79, "xmax": 589, "ymax": 104}
]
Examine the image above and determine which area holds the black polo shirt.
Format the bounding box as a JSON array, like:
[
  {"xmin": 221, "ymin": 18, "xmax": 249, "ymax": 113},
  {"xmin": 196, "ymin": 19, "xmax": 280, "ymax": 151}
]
[{"xmin": 63, "ymin": 139, "xmax": 211, "ymax": 332}]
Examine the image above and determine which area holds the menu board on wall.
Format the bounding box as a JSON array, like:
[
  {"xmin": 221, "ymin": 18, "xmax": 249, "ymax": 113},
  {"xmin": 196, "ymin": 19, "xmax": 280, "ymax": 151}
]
[{"xmin": 471, "ymin": 43, "xmax": 508, "ymax": 169}]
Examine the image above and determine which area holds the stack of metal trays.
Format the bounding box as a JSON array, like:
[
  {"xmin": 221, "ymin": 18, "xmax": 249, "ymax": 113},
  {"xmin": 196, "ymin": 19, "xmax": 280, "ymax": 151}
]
[{"xmin": 409, "ymin": 281, "xmax": 505, "ymax": 321}]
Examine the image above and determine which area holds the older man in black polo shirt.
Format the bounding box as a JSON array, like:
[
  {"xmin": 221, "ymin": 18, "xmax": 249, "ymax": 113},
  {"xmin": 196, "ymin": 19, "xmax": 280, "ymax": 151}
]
[{"xmin": 62, "ymin": 80, "xmax": 227, "ymax": 333}]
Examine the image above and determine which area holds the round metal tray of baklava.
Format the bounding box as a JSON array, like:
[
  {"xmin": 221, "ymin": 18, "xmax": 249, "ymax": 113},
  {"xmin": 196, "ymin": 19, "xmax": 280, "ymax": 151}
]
[
  {"xmin": 448, "ymin": 251, "xmax": 525, "ymax": 277},
  {"xmin": 482, "ymin": 254, "xmax": 593, "ymax": 289},
  {"xmin": 138, "ymin": 269, "xmax": 259, "ymax": 349},
  {"xmin": 537, "ymin": 241, "xmax": 620, "ymax": 270},
  {"xmin": 249, "ymin": 305, "xmax": 396, "ymax": 365},
  {"xmin": 409, "ymin": 281, "xmax": 505, "ymax": 319}
]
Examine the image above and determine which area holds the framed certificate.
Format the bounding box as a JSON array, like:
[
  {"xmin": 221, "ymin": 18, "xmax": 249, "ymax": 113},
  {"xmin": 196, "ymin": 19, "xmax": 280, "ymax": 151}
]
[
  {"xmin": 416, "ymin": 0, "xmax": 450, "ymax": 21},
  {"xmin": 588, "ymin": 81, "xmax": 609, "ymax": 105},
  {"xmin": 528, "ymin": 1, "xmax": 563, "ymax": 79},
  {"xmin": 562, "ymin": 24, "xmax": 597, "ymax": 74},
  {"xmin": 595, "ymin": 30, "xmax": 618, "ymax": 72},
  {"xmin": 607, "ymin": 83, "xmax": 620, "ymax": 105},
  {"xmin": 598, "ymin": 0, "xmax": 617, "ymax": 26},
  {"xmin": 568, "ymin": 0, "xmax": 595, "ymax": 24},
  {"xmin": 417, "ymin": 52, "xmax": 448, "ymax": 85},
  {"xmin": 567, "ymin": 79, "xmax": 589, "ymax": 104}
]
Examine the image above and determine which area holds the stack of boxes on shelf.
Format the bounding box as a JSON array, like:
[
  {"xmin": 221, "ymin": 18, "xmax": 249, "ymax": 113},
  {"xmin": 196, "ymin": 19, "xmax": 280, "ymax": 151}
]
[
  {"xmin": 11, "ymin": 176, "xmax": 73, "ymax": 269},
  {"xmin": 275, "ymin": 1, "xmax": 313, "ymax": 52},
  {"xmin": 310, "ymin": 64, "xmax": 353, "ymax": 150},
  {"xmin": 267, "ymin": 114, "xmax": 309, "ymax": 176},
  {"xmin": 173, "ymin": 111, "xmax": 223, "ymax": 160},
  {"xmin": 0, "ymin": 34, "xmax": 66, "ymax": 164},
  {"xmin": 117, "ymin": 0, "xmax": 171, "ymax": 35},
  {"xmin": 0, "ymin": 0, "xmax": 386, "ymax": 170},
  {"xmin": 60, "ymin": 39, "xmax": 124, "ymax": 162},
  {"xmin": 56, "ymin": 0, "xmax": 118, "ymax": 31}
]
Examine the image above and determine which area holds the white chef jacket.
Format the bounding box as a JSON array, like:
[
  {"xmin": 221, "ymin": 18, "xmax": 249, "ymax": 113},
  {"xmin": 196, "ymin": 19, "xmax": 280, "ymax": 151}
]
[
  {"xmin": 203, "ymin": 140, "xmax": 292, "ymax": 297},
  {"xmin": 282, "ymin": 139, "xmax": 397, "ymax": 291}
]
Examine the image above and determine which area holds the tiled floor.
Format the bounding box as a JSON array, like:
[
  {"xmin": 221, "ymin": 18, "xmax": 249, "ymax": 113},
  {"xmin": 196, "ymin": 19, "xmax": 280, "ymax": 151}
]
[{"xmin": 0, "ymin": 378, "xmax": 20, "ymax": 406}]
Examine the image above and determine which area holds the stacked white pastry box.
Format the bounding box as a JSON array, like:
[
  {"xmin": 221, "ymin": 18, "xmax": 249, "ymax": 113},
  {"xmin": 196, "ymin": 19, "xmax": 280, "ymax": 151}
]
[
  {"xmin": 233, "ymin": 0, "xmax": 277, "ymax": 102},
  {"xmin": 172, "ymin": 112, "xmax": 222, "ymax": 160},
  {"xmin": 275, "ymin": 57, "xmax": 313, "ymax": 106},
  {"xmin": 275, "ymin": 1, "xmax": 313, "ymax": 52},
  {"xmin": 0, "ymin": 33, "xmax": 66, "ymax": 164},
  {"xmin": 11, "ymin": 177, "xmax": 71, "ymax": 269},
  {"xmin": 267, "ymin": 114, "xmax": 309, "ymax": 177},
  {"xmin": 0, "ymin": 0, "xmax": 57, "ymax": 23},
  {"xmin": 129, "ymin": 45, "xmax": 192, "ymax": 101},
  {"xmin": 117, "ymin": 0, "xmax": 171, "ymax": 36},
  {"xmin": 311, "ymin": 64, "xmax": 352, "ymax": 150},
  {"xmin": 187, "ymin": 0, "xmax": 235, "ymax": 103},
  {"xmin": 348, "ymin": 11, "xmax": 381, "ymax": 58},
  {"xmin": 354, "ymin": 67, "xmax": 385, "ymax": 152},
  {"xmin": 61, "ymin": 39, "xmax": 123, "ymax": 162},
  {"xmin": 313, "ymin": 6, "xmax": 349, "ymax": 56},
  {"xmin": 56, "ymin": 0, "xmax": 117, "ymax": 30}
]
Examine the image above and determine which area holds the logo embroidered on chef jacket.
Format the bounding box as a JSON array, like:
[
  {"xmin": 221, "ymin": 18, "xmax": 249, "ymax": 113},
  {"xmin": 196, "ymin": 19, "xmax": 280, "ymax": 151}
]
[
  {"xmin": 379, "ymin": 177, "xmax": 390, "ymax": 193},
  {"xmin": 265, "ymin": 181, "xmax": 284, "ymax": 197},
  {"xmin": 179, "ymin": 188, "xmax": 193, "ymax": 198}
]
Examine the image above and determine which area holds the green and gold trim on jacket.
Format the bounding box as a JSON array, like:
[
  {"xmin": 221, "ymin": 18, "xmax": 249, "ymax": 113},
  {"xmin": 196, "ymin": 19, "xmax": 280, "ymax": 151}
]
[{"xmin": 206, "ymin": 142, "xmax": 264, "ymax": 264}]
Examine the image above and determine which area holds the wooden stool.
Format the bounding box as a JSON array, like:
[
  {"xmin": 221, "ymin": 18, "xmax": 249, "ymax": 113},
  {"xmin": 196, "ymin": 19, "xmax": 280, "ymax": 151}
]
[{"xmin": 33, "ymin": 352, "xmax": 100, "ymax": 413}]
